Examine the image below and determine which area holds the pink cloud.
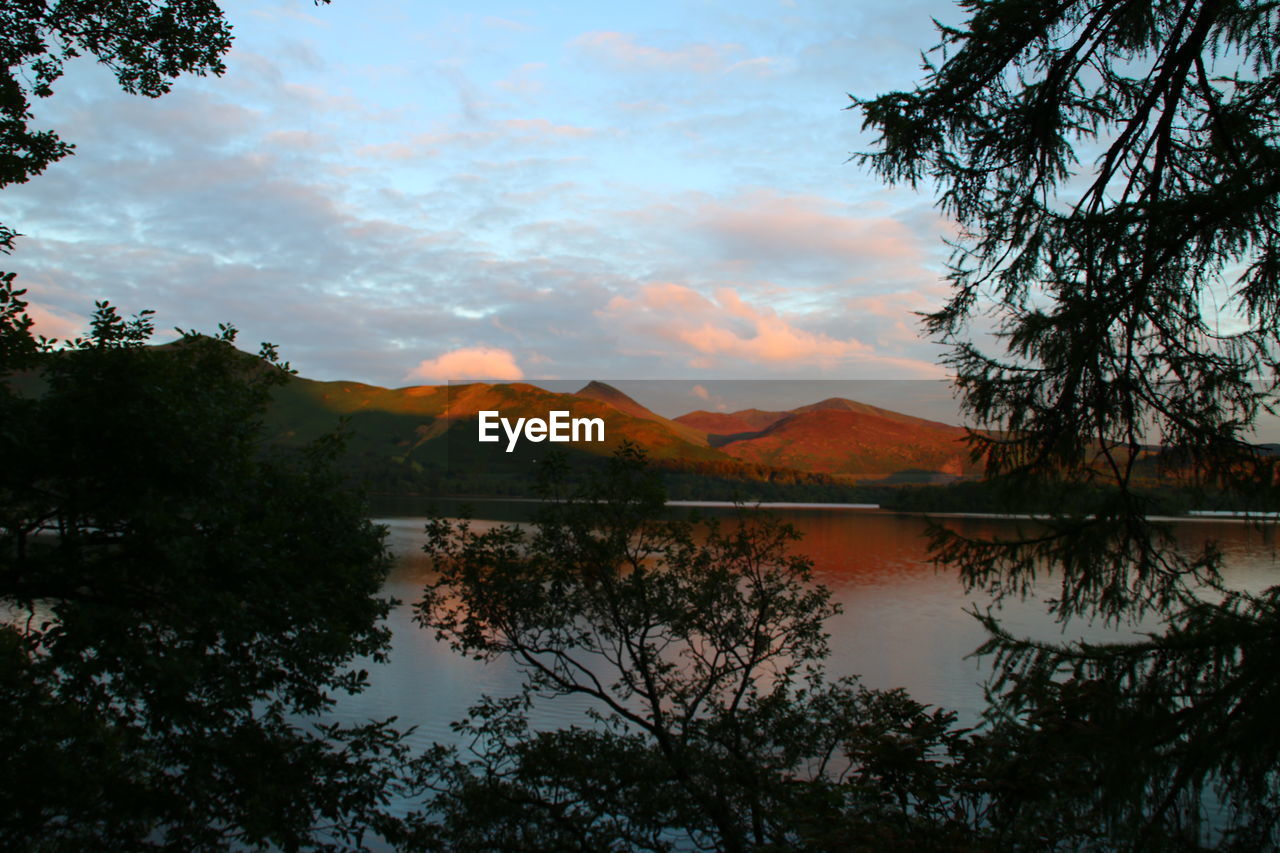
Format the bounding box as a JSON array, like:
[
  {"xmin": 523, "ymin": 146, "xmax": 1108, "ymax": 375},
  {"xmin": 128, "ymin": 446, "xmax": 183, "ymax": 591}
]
[
  {"xmin": 24, "ymin": 301, "xmax": 85, "ymax": 342},
  {"xmin": 601, "ymin": 283, "xmax": 870, "ymax": 366},
  {"xmin": 613, "ymin": 190, "xmax": 948, "ymax": 292},
  {"xmin": 838, "ymin": 290, "xmax": 951, "ymax": 354},
  {"xmin": 628, "ymin": 282, "xmax": 716, "ymax": 312},
  {"xmin": 407, "ymin": 347, "xmax": 523, "ymax": 382},
  {"xmin": 599, "ymin": 282, "xmax": 944, "ymax": 376},
  {"xmin": 694, "ymin": 191, "xmax": 927, "ymax": 264}
]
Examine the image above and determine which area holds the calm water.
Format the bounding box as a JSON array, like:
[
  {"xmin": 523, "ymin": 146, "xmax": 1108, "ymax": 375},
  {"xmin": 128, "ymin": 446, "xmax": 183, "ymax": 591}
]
[{"xmin": 330, "ymin": 502, "xmax": 1280, "ymax": 756}]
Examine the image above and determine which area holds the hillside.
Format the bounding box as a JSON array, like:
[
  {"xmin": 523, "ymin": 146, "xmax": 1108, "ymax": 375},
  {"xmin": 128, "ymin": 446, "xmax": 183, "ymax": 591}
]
[
  {"xmin": 262, "ymin": 376, "xmax": 989, "ymax": 495},
  {"xmin": 265, "ymin": 376, "xmax": 731, "ymax": 494},
  {"xmin": 575, "ymin": 381, "xmax": 710, "ymax": 447},
  {"xmin": 673, "ymin": 397, "xmax": 975, "ymax": 478},
  {"xmin": 709, "ymin": 407, "xmax": 974, "ymax": 478},
  {"xmin": 675, "ymin": 409, "xmax": 789, "ymax": 437},
  {"xmin": 15, "ymin": 344, "xmax": 1248, "ymax": 501}
]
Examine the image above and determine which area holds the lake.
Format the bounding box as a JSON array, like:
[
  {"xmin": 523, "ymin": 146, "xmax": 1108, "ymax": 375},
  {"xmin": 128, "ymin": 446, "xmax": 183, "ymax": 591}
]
[{"xmin": 330, "ymin": 502, "xmax": 1280, "ymax": 757}]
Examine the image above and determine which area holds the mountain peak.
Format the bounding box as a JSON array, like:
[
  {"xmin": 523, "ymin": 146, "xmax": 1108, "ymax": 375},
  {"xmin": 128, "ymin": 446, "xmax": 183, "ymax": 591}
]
[
  {"xmin": 575, "ymin": 381, "xmax": 709, "ymax": 447},
  {"xmin": 577, "ymin": 380, "xmax": 625, "ymax": 396},
  {"xmin": 791, "ymin": 397, "xmax": 959, "ymax": 430},
  {"xmin": 795, "ymin": 397, "xmax": 873, "ymax": 413},
  {"xmin": 575, "ymin": 381, "xmax": 649, "ymax": 414}
]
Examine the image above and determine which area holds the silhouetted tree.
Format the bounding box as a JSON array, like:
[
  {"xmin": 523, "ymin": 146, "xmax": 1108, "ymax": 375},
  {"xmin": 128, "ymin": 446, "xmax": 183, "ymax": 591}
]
[
  {"xmin": 399, "ymin": 448, "xmax": 985, "ymax": 852},
  {"xmin": 0, "ymin": 277, "xmax": 405, "ymax": 850},
  {"xmin": 856, "ymin": 1, "xmax": 1280, "ymax": 846}
]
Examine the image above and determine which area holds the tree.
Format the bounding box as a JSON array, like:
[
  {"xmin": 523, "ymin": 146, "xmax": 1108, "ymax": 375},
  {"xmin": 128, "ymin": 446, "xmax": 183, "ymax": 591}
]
[
  {"xmin": 855, "ymin": 1, "xmax": 1280, "ymax": 846},
  {"xmin": 0, "ymin": 276, "xmax": 405, "ymax": 850},
  {"xmin": 853, "ymin": 0, "xmax": 1280, "ymax": 606},
  {"xmin": 961, "ymin": 589, "xmax": 1280, "ymax": 850},
  {"xmin": 398, "ymin": 448, "xmax": 984, "ymax": 852},
  {"xmin": 0, "ymin": 0, "xmax": 329, "ymax": 251}
]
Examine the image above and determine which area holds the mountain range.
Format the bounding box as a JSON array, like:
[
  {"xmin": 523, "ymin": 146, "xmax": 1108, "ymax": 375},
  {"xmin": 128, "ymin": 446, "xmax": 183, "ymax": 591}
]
[{"xmin": 265, "ymin": 373, "xmax": 979, "ymax": 494}]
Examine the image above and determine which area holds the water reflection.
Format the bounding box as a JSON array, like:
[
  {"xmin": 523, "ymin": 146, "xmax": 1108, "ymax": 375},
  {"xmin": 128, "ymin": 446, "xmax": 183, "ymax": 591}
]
[{"xmin": 337, "ymin": 506, "xmax": 1278, "ymax": 747}]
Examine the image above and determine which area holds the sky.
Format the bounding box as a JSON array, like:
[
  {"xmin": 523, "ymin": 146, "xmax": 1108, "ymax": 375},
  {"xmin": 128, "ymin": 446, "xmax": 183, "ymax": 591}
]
[{"xmin": 3, "ymin": 0, "xmax": 968, "ymax": 389}]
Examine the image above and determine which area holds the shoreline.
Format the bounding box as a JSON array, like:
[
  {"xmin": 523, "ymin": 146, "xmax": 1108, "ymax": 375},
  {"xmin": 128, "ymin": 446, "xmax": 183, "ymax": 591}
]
[{"xmin": 372, "ymin": 496, "xmax": 1280, "ymax": 522}]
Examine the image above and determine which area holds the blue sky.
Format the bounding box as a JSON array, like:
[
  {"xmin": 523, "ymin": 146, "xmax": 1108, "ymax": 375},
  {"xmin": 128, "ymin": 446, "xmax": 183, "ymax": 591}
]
[{"xmin": 2, "ymin": 0, "xmax": 967, "ymax": 387}]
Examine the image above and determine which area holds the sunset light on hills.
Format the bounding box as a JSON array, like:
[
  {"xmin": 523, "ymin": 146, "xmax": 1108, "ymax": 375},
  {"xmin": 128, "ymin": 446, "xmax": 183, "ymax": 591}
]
[{"xmin": 7, "ymin": 2, "xmax": 1280, "ymax": 848}]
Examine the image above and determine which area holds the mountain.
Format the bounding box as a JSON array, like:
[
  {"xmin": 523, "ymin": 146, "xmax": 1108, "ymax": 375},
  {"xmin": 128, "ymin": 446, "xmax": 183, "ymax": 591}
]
[
  {"xmin": 262, "ymin": 373, "xmax": 981, "ymax": 493},
  {"xmin": 264, "ymin": 375, "xmax": 730, "ymax": 495},
  {"xmin": 12, "ymin": 342, "xmax": 1262, "ymax": 501},
  {"xmin": 676, "ymin": 398, "xmax": 962, "ymax": 440},
  {"xmin": 574, "ymin": 381, "xmax": 709, "ymax": 447},
  {"xmin": 674, "ymin": 409, "xmax": 788, "ymax": 436},
  {"xmin": 674, "ymin": 397, "xmax": 975, "ymax": 479},
  {"xmin": 790, "ymin": 397, "xmax": 961, "ymax": 431},
  {"xmin": 709, "ymin": 407, "xmax": 973, "ymax": 478}
]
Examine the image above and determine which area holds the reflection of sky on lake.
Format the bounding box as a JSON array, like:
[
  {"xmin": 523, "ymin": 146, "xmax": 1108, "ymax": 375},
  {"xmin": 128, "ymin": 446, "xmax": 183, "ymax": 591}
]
[
  {"xmin": 786, "ymin": 510, "xmax": 1279, "ymax": 722},
  {"xmin": 349, "ymin": 517, "xmax": 624, "ymax": 762},
  {"xmin": 336, "ymin": 509, "xmax": 1280, "ymax": 754}
]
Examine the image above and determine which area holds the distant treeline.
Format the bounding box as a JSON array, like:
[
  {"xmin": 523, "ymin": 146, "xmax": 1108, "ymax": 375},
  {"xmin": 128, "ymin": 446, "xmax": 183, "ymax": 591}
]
[
  {"xmin": 877, "ymin": 479, "xmax": 1280, "ymax": 515},
  {"xmin": 323, "ymin": 441, "xmax": 1276, "ymax": 516}
]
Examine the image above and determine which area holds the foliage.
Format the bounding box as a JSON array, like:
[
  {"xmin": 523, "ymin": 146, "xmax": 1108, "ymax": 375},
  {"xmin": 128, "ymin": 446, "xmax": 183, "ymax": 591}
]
[
  {"xmin": 855, "ymin": 0, "xmax": 1280, "ymax": 616},
  {"xmin": 964, "ymin": 582, "xmax": 1280, "ymax": 850},
  {"xmin": 0, "ymin": 276, "xmax": 405, "ymax": 851},
  {"xmin": 400, "ymin": 448, "xmax": 985, "ymax": 852},
  {"xmin": 0, "ymin": 0, "xmax": 329, "ymax": 251},
  {"xmin": 856, "ymin": 1, "xmax": 1280, "ymax": 847}
]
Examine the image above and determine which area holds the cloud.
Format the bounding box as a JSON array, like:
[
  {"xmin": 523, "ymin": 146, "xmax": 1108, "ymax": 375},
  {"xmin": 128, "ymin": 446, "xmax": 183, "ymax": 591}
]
[
  {"xmin": 601, "ymin": 283, "xmax": 872, "ymax": 367},
  {"xmin": 501, "ymin": 118, "xmax": 596, "ymax": 140},
  {"xmin": 483, "ymin": 16, "xmax": 533, "ymax": 33},
  {"xmin": 495, "ymin": 62, "xmax": 547, "ymax": 95},
  {"xmin": 725, "ymin": 57, "xmax": 778, "ymax": 77},
  {"xmin": 609, "ymin": 190, "xmax": 951, "ymax": 304},
  {"xmin": 407, "ymin": 347, "xmax": 524, "ymax": 382},
  {"xmin": 0, "ymin": 8, "xmax": 960, "ymax": 388},
  {"xmin": 598, "ymin": 282, "xmax": 944, "ymax": 376},
  {"xmin": 688, "ymin": 382, "xmax": 731, "ymax": 411},
  {"xmin": 692, "ymin": 191, "xmax": 929, "ymax": 268},
  {"xmin": 24, "ymin": 300, "xmax": 86, "ymax": 341},
  {"xmin": 248, "ymin": 4, "xmax": 330, "ymax": 29},
  {"xmin": 357, "ymin": 118, "xmax": 595, "ymax": 163},
  {"xmin": 572, "ymin": 31, "xmax": 753, "ymax": 74}
]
